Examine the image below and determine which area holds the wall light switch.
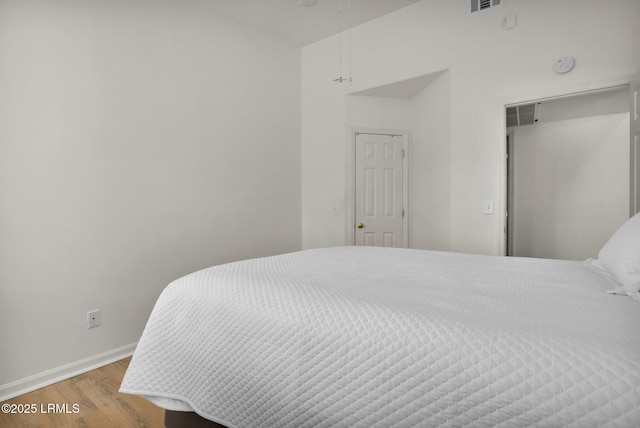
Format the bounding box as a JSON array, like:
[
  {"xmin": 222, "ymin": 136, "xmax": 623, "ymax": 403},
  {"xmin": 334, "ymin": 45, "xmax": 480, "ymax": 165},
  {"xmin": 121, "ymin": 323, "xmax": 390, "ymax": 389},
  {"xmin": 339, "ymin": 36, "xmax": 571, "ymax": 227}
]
[
  {"xmin": 483, "ymin": 200, "xmax": 494, "ymax": 215},
  {"xmin": 331, "ymin": 203, "xmax": 339, "ymax": 215}
]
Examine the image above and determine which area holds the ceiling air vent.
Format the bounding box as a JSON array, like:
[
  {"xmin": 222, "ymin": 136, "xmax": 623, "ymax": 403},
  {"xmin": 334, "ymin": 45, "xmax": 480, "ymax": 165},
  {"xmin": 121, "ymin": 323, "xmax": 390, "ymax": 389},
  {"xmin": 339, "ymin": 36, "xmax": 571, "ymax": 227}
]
[
  {"xmin": 470, "ymin": 0, "xmax": 502, "ymax": 14},
  {"xmin": 506, "ymin": 103, "xmax": 540, "ymax": 128}
]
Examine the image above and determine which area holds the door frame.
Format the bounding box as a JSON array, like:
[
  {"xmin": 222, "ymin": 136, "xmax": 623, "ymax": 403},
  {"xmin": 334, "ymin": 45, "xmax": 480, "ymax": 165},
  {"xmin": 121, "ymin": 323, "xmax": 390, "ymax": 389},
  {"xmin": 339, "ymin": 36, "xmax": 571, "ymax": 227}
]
[
  {"xmin": 630, "ymin": 72, "xmax": 640, "ymax": 216},
  {"xmin": 346, "ymin": 127, "xmax": 409, "ymax": 247},
  {"xmin": 501, "ymin": 81, "xmax": 633, "ymax": 256},
  {"xmin": 505, "ymin": 129, "xmax": 515, "ymax": 256}
]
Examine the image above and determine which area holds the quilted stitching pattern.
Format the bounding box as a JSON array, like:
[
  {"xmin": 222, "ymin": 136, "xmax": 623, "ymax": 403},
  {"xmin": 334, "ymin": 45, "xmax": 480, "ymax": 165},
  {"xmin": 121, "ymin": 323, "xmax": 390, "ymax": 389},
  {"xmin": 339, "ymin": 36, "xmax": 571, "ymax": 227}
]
[{"xmin": 121, "ymin": 247, "xmax": 640, "ymax": 427}]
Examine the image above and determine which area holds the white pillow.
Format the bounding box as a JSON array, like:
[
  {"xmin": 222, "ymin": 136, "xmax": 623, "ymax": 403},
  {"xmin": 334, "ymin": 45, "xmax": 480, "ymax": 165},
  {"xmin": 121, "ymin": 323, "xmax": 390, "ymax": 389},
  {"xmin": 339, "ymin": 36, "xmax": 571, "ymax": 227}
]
[{"xmin": 598, "ymin": 212, "xmax": 640, "ymax": 290}]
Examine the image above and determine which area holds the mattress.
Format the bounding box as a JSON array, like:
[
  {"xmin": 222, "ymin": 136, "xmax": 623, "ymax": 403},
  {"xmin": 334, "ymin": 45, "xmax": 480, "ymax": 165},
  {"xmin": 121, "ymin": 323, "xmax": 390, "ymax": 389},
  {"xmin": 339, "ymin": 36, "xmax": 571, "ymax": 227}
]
[{"xmin": 120, "ymin": 246, "xmax": 640, "ymax": 427}]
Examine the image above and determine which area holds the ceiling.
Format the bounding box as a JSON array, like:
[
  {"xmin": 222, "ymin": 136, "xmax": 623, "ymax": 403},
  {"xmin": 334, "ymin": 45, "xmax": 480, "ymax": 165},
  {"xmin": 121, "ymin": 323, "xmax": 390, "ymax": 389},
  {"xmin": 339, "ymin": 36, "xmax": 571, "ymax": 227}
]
[
  {"xmin": 351, "ymin": 71, "xmax": 445, "ymax": 99},
  {"xmin": 193, "ymin": 0, "xmax": 423, "ymax": 47}
]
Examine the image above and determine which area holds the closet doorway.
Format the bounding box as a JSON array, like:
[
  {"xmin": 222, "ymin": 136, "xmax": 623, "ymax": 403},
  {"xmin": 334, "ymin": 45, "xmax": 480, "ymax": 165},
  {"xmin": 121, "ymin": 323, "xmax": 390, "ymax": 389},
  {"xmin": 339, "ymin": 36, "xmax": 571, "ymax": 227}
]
[{"xmin": 505, "ymin": 86, "xmax": 631, "ymax": 260}]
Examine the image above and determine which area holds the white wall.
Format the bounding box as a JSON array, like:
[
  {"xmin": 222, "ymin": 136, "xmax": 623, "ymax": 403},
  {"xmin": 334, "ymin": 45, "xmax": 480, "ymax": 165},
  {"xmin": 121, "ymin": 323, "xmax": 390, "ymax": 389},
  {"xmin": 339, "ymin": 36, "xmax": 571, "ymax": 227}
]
[
  {"xmin": 512, "ymin": 113, "xmax": 629, "ymax": 260},
  {"xmin": 347, "ymin": 96, "xmax": 414, "ymax": 131},
  {"xmin": 0, "ymin": 0, "xmax": 301, "ymax": 391},
  {"xmin": 301, "ymin": 0, "xmax": 640, "ymax": 253},
  {"xmin": 410, "ymin": 72, "xmax": 451, "ymax": 250}
]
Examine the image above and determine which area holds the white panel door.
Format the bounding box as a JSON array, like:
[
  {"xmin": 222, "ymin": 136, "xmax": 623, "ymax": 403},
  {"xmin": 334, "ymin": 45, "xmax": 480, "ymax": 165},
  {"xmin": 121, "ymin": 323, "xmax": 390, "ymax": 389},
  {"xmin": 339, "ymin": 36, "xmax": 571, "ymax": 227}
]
[
  {"xmin": 355, "ymin": 133, "xmax": 404, "ymax": 247},
  {"xmin": 631, "ymin": 73, "xmax": 640, "ymax": 215}
]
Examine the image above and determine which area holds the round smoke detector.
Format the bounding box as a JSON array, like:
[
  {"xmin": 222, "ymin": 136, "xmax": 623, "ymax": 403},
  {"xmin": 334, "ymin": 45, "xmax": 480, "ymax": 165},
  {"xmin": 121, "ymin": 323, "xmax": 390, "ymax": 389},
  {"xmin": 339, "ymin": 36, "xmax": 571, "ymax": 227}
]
[{"xmin": 553, "ymin": 56, "xmax": 575, "ymax": 74}]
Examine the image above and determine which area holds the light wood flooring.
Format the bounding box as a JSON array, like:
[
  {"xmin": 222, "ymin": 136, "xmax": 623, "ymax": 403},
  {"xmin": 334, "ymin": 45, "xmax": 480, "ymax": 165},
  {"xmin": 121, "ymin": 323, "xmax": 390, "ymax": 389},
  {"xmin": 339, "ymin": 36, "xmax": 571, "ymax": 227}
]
[{"xmin": 0, "ymin": 357, "xmax": 164, "ymax": 428}]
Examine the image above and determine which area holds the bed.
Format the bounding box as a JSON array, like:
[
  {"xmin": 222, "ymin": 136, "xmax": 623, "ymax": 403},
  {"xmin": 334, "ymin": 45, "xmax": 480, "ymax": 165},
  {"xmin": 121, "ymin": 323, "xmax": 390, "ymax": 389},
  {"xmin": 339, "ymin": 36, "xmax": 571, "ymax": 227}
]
[{"xmin": 120, "ymin": 214, "xmax": 640, "ymax": 427}]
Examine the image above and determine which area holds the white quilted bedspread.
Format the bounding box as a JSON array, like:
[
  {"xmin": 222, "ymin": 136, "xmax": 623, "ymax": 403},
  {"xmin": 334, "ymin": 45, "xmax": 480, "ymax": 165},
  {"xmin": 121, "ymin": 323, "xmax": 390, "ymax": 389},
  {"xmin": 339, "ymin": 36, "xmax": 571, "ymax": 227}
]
[{"xmin": 120, "ymin": 247, "xmax": 640, "ymax": 427}]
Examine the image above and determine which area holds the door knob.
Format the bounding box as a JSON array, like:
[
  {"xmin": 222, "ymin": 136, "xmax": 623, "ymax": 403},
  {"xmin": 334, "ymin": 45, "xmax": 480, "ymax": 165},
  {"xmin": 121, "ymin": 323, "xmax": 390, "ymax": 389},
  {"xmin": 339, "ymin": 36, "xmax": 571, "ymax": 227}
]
[{"xmin": 357, "ymin": 222, "xmax": 364, "ymax": 229}]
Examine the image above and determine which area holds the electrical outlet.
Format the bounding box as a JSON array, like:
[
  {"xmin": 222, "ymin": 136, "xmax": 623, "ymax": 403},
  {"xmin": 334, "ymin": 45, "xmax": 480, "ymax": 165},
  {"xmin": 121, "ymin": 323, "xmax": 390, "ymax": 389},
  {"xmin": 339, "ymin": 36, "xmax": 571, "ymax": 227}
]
[{"xmin": 87, "ymin": 310, "xmax": 101, "ymax": 329}]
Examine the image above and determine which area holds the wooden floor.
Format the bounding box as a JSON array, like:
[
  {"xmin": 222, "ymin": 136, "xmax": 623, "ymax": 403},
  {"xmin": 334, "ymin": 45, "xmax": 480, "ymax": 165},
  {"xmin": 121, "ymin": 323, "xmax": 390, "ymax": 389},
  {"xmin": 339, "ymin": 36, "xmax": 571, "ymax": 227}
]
[{"xmin": 0, "ymin": 358, "xmax": 164, "ymax": 428}]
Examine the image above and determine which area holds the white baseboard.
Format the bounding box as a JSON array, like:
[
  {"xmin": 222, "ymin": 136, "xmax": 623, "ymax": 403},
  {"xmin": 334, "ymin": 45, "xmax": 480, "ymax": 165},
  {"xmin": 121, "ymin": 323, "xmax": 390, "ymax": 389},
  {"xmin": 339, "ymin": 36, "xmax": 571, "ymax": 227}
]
[{"xmin": 0, "ymin": 342, "xmax": 137, "ymax": 402}]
